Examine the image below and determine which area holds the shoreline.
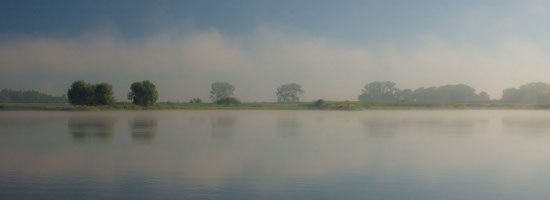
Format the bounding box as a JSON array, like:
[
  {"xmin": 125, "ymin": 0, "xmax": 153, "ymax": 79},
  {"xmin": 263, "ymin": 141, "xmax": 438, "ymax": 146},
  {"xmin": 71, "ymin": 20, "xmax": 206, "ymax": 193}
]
[{"xmin": 1, "ymin": 102, "xmax": 550, "ymax": 111}]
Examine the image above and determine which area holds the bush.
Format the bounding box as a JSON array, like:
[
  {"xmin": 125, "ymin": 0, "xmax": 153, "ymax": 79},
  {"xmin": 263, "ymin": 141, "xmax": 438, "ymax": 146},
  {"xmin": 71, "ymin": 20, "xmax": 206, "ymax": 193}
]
[
  {"xmin": 313, "ymin": 99, "xmax": 325, "ymax": 107},
  {"xmin": 215, "ymin": 97, "xmax": 240, "ymax": 105},
  {"xmin": 189, "ymin": 98, "xmax": 202, "ymax": 103}
]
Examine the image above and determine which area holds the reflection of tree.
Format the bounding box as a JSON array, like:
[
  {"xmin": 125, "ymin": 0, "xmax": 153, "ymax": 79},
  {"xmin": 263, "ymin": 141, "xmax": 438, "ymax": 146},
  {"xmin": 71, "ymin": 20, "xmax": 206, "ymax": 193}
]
[
  {"xmin": 210, "ymin": 116, "xmax": 237, "ymax": 139},
  {"xmin": 363, "ymin": 118, "xmax": 477, "ymax": 138},
  {"xmin": 502, "ymin": 118, "xmax": 550, "ymax": 138},
  {"xmin": 277, "ymin": 118, "xmax": 301, "ymax": 137},
  {"xmin": 130, "ymin": 117, "xmax": 158, "ymax": 142},
  {"xmin": 68, "ymin": 117, "xmax": 115, "ymax": 141},
  {"xmin": 363, "ymin": 120, "xmax": 399, "ymax": 139}
]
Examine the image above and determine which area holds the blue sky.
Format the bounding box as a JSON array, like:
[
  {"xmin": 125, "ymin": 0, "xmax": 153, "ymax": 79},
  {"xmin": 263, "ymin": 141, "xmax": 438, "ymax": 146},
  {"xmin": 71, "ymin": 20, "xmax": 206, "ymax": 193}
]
[{"xmin": 1, "ymin": 0, "xmax": 550, "ymax": 101}]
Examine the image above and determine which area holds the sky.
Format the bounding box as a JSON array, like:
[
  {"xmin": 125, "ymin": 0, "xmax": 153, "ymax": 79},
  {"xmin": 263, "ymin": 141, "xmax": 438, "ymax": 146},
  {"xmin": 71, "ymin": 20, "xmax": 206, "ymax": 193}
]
[{"xmin": 1, "ymin": 0, "xmax": 550, "ymax": 101}]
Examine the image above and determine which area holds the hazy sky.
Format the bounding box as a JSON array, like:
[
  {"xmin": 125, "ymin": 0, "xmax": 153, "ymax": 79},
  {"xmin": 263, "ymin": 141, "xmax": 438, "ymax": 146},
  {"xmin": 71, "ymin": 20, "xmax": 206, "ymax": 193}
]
[{"xmin": 1, "ymin": 0, "xmax": 550, "ymax": 101}]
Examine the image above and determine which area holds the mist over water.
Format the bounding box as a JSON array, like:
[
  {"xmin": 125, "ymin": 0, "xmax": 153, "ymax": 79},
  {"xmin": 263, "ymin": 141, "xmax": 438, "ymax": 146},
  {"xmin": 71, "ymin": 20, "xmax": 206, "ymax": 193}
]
[{"xmin": 2, "ymin": 110, "xmax": 550, "ymax": 199}]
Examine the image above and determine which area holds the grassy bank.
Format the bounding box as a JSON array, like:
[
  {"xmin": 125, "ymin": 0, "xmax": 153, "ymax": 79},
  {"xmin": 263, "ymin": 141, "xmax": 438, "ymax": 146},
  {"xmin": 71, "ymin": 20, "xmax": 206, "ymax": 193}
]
[{"xmin": 1, "ymin": 101, "xmax": 550, "ymax": 111}]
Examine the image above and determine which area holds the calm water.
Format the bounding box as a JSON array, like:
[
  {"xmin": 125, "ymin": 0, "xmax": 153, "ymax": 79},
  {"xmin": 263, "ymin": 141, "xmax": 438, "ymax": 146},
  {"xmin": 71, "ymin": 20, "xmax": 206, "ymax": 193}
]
[{"xmin": 1, "ymin": 110, "xmax": 550, "ymax": 199}]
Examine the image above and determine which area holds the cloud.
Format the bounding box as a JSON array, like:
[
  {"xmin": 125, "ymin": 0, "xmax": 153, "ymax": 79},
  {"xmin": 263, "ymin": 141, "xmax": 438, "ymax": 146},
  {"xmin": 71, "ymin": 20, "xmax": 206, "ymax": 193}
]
[{"xmin": 1, "ymin": 24, "xmax": 550, "ymax": 101}]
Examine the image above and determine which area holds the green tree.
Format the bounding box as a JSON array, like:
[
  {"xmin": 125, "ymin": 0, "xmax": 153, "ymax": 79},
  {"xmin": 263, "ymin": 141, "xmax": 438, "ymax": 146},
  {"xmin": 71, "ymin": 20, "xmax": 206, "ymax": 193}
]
[
  {"xmin": 210, "ymin": 82, "xmax": 234, "ymax": 102},
  {"xmin": 128, "ymin": 80, "xmax": 158, "ymax": 106},
  {"xmin": 215, "ymin": 97, "xmax": 240, "ymax": 105},
  {"xmin": 1, "ymin": 89, "xmax": 67, "ymax": 103},
  {"xmin": 501, "ymin": 82, "xmax": 550, "ymax": 103},
  {"xmin": 67, "ymin": 80, "xmax": 94, "ymax": 105},
  {"xmin": 276, "ymin": 83, "xmax": 304, "ymax": 103},
  {"xmin": 358, "ymin": 81, "xmax": 400, "ymax": 102},
  {"xmin": 312, "ymin": 99, "xmax": 326, "ymax": 108},
  {"xmin": 94, "ymin": 82, "xmax": 116, "ymax": 105}
]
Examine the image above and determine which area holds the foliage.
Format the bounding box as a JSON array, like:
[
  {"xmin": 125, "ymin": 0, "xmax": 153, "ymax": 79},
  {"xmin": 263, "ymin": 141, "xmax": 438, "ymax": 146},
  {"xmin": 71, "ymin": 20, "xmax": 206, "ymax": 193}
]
[
  {"xmin": 501, "ymin": 82, "xmax": 550, "ymax": 103},
  {"xmin": 67, "ymin": 81, "xmax": 115, "ymax": 105},
  {"xmin": 210, "ymin": 82, "xmax": 235, "ymax": 102},
  {"xmin": 189, "ymin": 98, "xmax": 202, "ymax": 103},
  {"xmin": 312, "ymin": 99, "xmax": 326, "ymax": 108},
  {"xmin": 128, "ymin": 80, "xmax": 158, "ymax": 106},
  {"xmin": 358, "ymin": 81, "xmax": 491, "ymax": 103},
  {"xmin": 93, "ymin": 82, "xmax": 116, "ymax": 105},
  {"xmin": 276, "ymin": 83, "xmax": 304, "ymax": 103},
  {"xmin": 359, "ymin": 81, "xmax": 400, "ymax": 102},
  {"xmin": 215, "ymin": 97, "xmax": 240, "ymax": 105},
  {"xmin": 0, "ymin": 88, "xmax": 67, "ymax": 103}
]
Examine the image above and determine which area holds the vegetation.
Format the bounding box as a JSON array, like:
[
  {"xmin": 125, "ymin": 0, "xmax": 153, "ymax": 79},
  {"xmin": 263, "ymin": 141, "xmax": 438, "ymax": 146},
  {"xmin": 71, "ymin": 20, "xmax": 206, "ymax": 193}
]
[
  {"xmin": 215, "ymin": 97, "xmax": 241, "ymax": 105},
  {"xmin": 10, "ymin": 80, "xmax": 550, "ymax": 111},
  {"xmin": 311, "ymin": 99, "xmax": 326, "ymax": 108},
  {"xmin": 67, "ymin": 81, "xmax": 115, "ymax": 105},
  {"xmin": 210, "ymin": 82, "xmax": 235, "ymax": 102},
  {"xmin": 0, "ymin": 89, "xmax": 67, "ymax": 103},
  {"xmin": 128, "ymin": 80, "xmax": 158, "ymax": 106},
  {"xmin": 359, "ymin": 81, "xmax": 490, "ymax": 103},
  {"xmin": 501, "ymin": 82, "xmax": 550, "ymax": 103},
  {"xmin": 189, "ymin": 98, "xmax": 202, "ymax": 103},
  {"xmin": 7, "ymin": 101, "xmax": 550, "ymax": 111},
  {"xmin": 276, "ymin": 83, "xmax": 304, "ymax": 103}
]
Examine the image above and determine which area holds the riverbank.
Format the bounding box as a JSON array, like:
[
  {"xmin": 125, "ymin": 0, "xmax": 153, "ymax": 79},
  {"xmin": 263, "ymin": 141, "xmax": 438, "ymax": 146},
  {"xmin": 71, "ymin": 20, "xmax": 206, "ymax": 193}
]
[{"xmin": 2, "ymin": 102, "xmax": 550, "ymax": 111}]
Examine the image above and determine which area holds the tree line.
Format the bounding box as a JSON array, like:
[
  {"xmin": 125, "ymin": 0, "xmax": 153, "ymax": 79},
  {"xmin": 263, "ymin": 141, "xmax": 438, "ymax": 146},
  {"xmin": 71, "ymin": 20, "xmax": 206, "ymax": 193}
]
[
  {"xmin": 5, "ymin": 80, "xmax": 550, "ymax": 105},
  {"xmin": 358, "ymin": 81, "xmax": 490, "ymax": 103},
  {"xmin": 0, "ymin": 89, "xmax": 68, "ymax": 103}
]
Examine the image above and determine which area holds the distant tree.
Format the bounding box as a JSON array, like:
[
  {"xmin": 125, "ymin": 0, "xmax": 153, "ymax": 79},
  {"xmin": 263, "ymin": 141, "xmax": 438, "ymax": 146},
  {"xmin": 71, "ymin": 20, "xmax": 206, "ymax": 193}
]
[
  {"xmin": 478, "ymin": 92, "xmax": 490, "ymax": 102},
  {"xmin": 215, "ymin": 97, "xmax": 240, "ymax": 105},
  {"xmin": 93, "ymin": 82, "xmax": 115, "ymax": 105},
  {"xmin": 128, "ymin": 80, "xmax": 158, "ymax": 106},
  {"xmin": 501, "ymin": 82, "xmax": 550, "ymax": 103},
  {"xmin": 189, "ymin": 98, "xmax": 202, "ymax": 103},
  {"xmin": 398, "ymin": 89, "xmax": 414, "ymax": 101},
  {"xmin": 501, "ymin": 88, "xmax": 521, "ymax": 102},
  {"xmin": 434, "ymin": 84, "xmax": 478, "ymax": 102},
  {"xmin": 210, "ymin": 82, "xmax": 234, "ymax": 102},
  {"xmin": 312, "ymin": 99, "xmax": 326, "ymax": 108},
  {"xmin": 0, "ymin": 92, "xmax": 7, "ymax": 103},
  {"xmin": 358, "ymin": 81, "xmax": 400, "ymax": 102},
  {"xmin": 276, "ymin": 83, "xmax": 304, "ymax": 103},
  {"xmin": 0, "ymin": 89, "xmax": 67, "ymax": 103},
  {"xmin": 67, "ymin": 80, "xmax": 95, "ymax": 105}
]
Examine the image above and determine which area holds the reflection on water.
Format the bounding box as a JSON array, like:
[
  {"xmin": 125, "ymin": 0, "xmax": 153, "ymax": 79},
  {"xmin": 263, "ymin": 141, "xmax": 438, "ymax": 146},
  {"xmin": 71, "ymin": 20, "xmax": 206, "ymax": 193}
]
[
  {"xmin": 68, "ymin": 117, "xmax": 115, "ymax": 141},
  {"xmin": 129, "ymin": 117, "xmax": 158, "ymax": 143},
  {"xmin": 210, "ymin": 115, "xmax": 237, "ymax": 139},
  {"xmin": 277, "ymin": 117, "xmax": 302, "ymax": 137},
  {"xmin": 3, "ymin": 110, "xmax": 550, "ymax": 199},
  {"xmin": 502, "ymin": 117, "xmax": 550, "ymax": 137},
  {"xmin": 363, "ymin": 120, "xmax": 399, "ymax": 138}
]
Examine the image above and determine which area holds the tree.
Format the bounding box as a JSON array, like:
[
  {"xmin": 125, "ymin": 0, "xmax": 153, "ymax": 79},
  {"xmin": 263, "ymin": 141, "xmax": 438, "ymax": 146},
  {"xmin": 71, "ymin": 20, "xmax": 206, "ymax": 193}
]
[
  {"xmin": 94, "ymin": 82, "xmax": 115, "ymax": 105},
  {"xmin": 189, "ymin": 98, "xmax": 202, "ymax": 103},
  {"xmin": 1, "ymin": 89, "xmax": 67, "ymax": 103},
  {"xmin": 478, "ymin": 92, "xmax": 490, "ymax": 102},
  {"xmin": 216, "ymin": 97, "xmax": 240, "ymax": 105},
  {"xmin": 68, "ymin": 81, "xmax": 116, "ymax": 105},
  {"xmin": 358, "ymin": 81, "xmax": 400, "ymax": 102},
  {"xmin": 501, "ymin": 82, "xmax": 550, "ymax": 103},
  {"xmin": 128, "ymin": 80, "xmax": 158, "ymax": 106},
  {"xmin": 67, "ymin": 80, "xmax": 94, "ymax": 105},
  {"xmin": 210, "ymin": 82, "xmax": 234, "ymax": 102},
  {"xmin": 276, "ymin": 83, "xmax": 304, "ymax": 103},
  {"xmin": 309, "ymin": 99, "xmax": 326, "ymax": 109}
]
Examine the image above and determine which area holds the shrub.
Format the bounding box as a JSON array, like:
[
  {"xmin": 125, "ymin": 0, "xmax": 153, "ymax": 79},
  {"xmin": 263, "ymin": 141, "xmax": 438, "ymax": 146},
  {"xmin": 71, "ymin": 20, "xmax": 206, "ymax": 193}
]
[
  {"xmin": 215, "ymin": 97, "xmax": 240, "ymax": 105},
  {"xmin": 189, "ymin": 98, "xmax": 202, "ymax": 103}
]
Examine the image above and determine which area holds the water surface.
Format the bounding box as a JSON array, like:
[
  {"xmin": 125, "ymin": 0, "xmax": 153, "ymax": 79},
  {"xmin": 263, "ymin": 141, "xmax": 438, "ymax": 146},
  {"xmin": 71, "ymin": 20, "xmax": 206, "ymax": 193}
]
[{"xmin": 1, "ymin": 110, "xmax": 550, "ymax": 199}]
